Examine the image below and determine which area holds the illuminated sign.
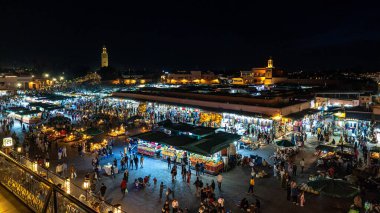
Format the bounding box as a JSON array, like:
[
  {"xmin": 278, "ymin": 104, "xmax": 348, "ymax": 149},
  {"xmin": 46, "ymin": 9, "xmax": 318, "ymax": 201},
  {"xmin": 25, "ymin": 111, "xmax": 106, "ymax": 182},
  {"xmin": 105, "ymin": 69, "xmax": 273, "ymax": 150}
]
[{"xmin": 2, "ymin": 137, "xmax": 13, "ymax": 147}]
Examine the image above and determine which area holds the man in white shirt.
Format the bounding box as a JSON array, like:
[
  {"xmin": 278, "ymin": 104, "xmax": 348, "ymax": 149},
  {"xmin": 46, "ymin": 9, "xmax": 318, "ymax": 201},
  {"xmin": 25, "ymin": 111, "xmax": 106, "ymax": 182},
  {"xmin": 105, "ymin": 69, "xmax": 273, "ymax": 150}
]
[
  {"xmin": 217, "ymin": 174, "xmax": 223, "ymax": 191},
  {"xmin": 300, "ymin": 158, "xmax": 305, "ymax": 173}
]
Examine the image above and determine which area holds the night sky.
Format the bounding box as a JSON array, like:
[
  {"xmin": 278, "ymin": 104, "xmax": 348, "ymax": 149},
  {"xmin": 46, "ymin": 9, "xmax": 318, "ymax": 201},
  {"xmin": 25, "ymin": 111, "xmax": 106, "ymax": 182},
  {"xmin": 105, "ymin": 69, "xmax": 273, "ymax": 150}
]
[{"xmin": 1, "ymin": 1, "xmax": 380, "ymax": 74}]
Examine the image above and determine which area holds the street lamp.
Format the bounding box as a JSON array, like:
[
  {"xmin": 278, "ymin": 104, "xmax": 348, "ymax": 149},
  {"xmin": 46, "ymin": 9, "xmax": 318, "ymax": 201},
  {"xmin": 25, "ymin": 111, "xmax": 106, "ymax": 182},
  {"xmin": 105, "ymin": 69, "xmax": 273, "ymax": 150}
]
[
  {"xmin": 16, "ymin": 147, "xmax": 22, "ymax": 153},
  {"xmin": 59, "ymin": 76, "xmax": 64, "ymax": 81},
  {"xmin": 65, "ymin": 178, "xmax": 71, "ymax": 194},
  {"xmin": 83, "ymin": 177, "xmax": 90, "ymax": 200},
  {"xmin": 44, "ymin": 73, "xmax": 49, "ymax": 78},
  {"xmin": 114, "ymin": 204, "xmax": 122, "ymax": 213},
  {"xmin": 45, "ymin": 161, "xmax": 50, "ymax": 168},
  {"xmin": 32, "ymin": 161, "xmax": 38, "ymax": 172}
]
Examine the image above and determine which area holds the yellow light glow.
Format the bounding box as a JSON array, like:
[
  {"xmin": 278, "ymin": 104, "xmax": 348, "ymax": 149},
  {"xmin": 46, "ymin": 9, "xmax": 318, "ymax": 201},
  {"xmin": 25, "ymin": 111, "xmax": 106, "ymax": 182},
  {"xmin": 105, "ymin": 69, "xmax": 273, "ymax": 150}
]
[{"xmin": 272, "ymin": 114, "xmax": 282, "ymax": 121}]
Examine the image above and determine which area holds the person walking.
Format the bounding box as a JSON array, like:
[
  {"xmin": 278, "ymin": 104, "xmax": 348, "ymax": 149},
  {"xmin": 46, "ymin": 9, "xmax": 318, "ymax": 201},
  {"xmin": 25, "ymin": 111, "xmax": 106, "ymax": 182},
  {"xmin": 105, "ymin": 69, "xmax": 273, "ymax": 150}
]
[
  {"xmin": 248, "ymin": 177, "xmax": 255, "ymax": 194},
  {"xmin": 299, "ymin": 191, "xmax": 305, "ymax": 207},
  {"xmin": 186, "ymin": 170, "xmax": 191, "ymax": 186},
  {"xmin": 58, "ymin": 147, "xmax": 62, "ymax": 160},
  {"xmin": 167, "ymin": 157, "xmax": 171, "ymax": 169},
  {"xmin": 120, "ymin": 178, "xmax": 127, "ymax": 198},
  {"xmin": 211, "ymin": 180, "xmax": 216, "ymax": 192},
  {"xmin": 70, "ymin": 165, "xmax": 76, "ymax": 179},
  {"xmin": 140, "ymin": 155, "xmax": 144, "ymax": 168},
  {"xmin": 300, "ymin": 158, "xmax": 305, "ymax": 173},
  {"xmin": 217, "ymin": 174, "xmax": 223, "ymax": 191},
  {"xmin": 62, "ymin": 146, "xmax": 67, "ymax": 158},
  {"xmin": 292, "ymin": 163, "xmax": 297, "ymax": 177},
  {"xmin": 99, "ymin": 183, "xmax": 107, "ymax": 201},
  {"xmin": 159, "ymin": 182, "xmax": 164, "ymax": 199},
  {"xmin": 111, "ymin": 164, "xmax": 115, "ymax": 178},
  {"xmin": 195, "ymin": 162, "xmax": 200, "ymax": 176},
  {"xmin": 129, "ymin": 156, "xmax": 134, "ymax": 170},
  {"xmin": 172, "ymin": 199, "xmax": 179, "ymax": 212}
]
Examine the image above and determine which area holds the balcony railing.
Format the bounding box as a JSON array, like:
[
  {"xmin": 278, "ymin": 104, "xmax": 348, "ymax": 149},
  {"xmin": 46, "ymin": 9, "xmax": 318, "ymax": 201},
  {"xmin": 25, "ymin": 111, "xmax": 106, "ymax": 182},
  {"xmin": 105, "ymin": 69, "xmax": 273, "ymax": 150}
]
[{"xmin": 0, "ymin": 150, "xmax": 125, "ymax": 213}]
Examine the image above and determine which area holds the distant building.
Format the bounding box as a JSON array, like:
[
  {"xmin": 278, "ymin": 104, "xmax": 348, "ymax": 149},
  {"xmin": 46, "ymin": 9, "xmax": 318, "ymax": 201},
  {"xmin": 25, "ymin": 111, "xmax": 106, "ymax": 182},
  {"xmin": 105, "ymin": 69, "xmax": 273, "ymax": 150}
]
[
  {"xmin": 240, "ymin": 57, "xmax": 287, "ymax": 85},
  {"xmin": 162, "ymin": 71, "xmax": 219, "ymax": 84},
  {"xmin": 113, "ymin": 74, "xmax": 152, "ymax": 85},
  {"xmin": 0, "ymin": 74, "xmax": 35, "ymax": 90},
  {"xmin": 101, "ymin": 45, "xmax": 109, "ymax": 68}
]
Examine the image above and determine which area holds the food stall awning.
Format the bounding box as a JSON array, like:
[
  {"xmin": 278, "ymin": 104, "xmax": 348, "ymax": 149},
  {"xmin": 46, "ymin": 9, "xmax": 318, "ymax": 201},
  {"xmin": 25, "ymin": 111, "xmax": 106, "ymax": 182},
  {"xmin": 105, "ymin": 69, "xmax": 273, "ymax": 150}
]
[
  {"xmin": 170, "ymin": 132, "xmax": 240, "ymax": 156},
  {"xmin": 6, "ymin": 107, "xmax": 27, "ymax": 112},
  {"xmin": 276, "ymin": 139, "xmax": 295, "ymax": 147},
  {"xmin": 132, "ymin": 131, "xmax": 170, "ymax": 142},
  {"xmin": 284, "ymin": 109, "xmax": 319, "ymax": 120},
  {"xmin": 345, "ymin": 112, "xmax": 372, "ymax": 121},
  {"xmin": 158, "ymin": 120, "xmax": 195, "ymax": 132}
]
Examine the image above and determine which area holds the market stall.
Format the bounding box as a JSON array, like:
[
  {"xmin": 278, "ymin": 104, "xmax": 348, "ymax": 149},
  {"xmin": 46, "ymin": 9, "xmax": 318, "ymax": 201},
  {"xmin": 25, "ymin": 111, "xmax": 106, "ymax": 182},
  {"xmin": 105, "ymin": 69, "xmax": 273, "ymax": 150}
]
[
  {"xmin": 108, "ymin": 125, "xmax": 126, "ymax": 137},
  {"xmin": 315, "ymin": 144, "xmax": 337, "ymax": 160},
  {"xmin": 133, "ymin": 131, "xmax": 170, "ymax": 157},
  {"xmin": 370, "ymin": 146, "xmax": 380, "ymax": 164}
]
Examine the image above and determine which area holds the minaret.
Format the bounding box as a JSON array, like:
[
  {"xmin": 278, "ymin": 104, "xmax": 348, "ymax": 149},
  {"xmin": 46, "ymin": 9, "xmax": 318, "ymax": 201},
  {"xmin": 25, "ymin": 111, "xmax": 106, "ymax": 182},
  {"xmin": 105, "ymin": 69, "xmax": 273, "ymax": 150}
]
[
  {"xmin": 267, "ymin": 56, "xmax": 274, "ymax": 68},
  {"xmin": 101, "ymin": 45, "xmax": 109, "ymax": 68}
]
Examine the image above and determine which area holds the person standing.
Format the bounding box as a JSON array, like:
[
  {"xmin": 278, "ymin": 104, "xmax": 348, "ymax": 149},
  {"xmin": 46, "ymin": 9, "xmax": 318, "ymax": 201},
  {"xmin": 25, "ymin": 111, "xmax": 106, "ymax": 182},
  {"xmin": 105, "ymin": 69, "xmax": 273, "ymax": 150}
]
[
  {"xmin": 134, "ymin": 155, "xmax": 138, "ymax": 170},
  {"xmin": 248, "ymin": 177, "xmax": 255, "ymax": 194},
  {"xmin": 125, "ymin": 155, "xmax": 129, "ymax": 168},
  {"xmin": 300, "ymin": 158, "xmax": 305, "ymax": 173},
  {"xmin": 292, "ymin": 163, "xmax": 297, "ymax": 177},
  {"xmin": 140, "ymin": 155, "xmax": 144, "ymax": 168},
  {"xmin": 100, "ymin": 183, "xmax": 107, "ymax": 201},
  {"xmin": 217, "ymin": 174, "xmax": 223, "ymax": 191},
  {"xmin": 120, "ymin": 178, "xmax": 127, "ymax": 198}
]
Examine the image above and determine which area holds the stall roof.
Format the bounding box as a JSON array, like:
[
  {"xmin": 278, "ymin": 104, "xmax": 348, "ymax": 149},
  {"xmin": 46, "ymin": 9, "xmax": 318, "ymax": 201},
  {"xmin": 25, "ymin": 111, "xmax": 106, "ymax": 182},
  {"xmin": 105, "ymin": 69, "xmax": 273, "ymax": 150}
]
[
  {"xmin": 16, "ymin": 110, "xmax": 41, "ymax": 116},
  {"xmin": 315, "ymin": 144, "xmax": 337, "ymax": 152},
  {"xmin": 158, "ymin": 119, "xmax": 195, "ymax": 132},
  {"xmin": 285, "ymin": 109, "xmax": 319, "ymax": 120},
  {"xmin": 83, "ymin": 128, "xmax": 104, "ymax": 136},
  {"xmin": 6, "ymin": 107, "xmax": 27, "ymax": 112},
  {"xmin": 158, "ymin": 119, "xmax": 216, "ymax": 136},
  {"xmin": 189, "ymin": 127, "xmax": 216, "ymax": 137},
  {"xmin": 132, "ymin": 131, "xmax": 170, "ymax": 142},
  {"xmin": 191, "ymin": 132, "xmax": 240, "ymax": 156},
  {"xmin": 29, "ymin": 102, "xmax": 63, "ymax": 111},
  {"xmin": 160, "ymin": 135, "xmax": 198, "ymax": 147},
  {"xmin": 345, "ymin": 112, "xmax": 372, "ymax": 121}
]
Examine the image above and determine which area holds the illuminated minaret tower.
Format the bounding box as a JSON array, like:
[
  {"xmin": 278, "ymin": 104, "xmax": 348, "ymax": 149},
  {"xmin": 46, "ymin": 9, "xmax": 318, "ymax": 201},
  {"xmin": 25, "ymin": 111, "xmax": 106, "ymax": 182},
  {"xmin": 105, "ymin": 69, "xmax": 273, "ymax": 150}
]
[
  {"xmin": 267, "ymin": 56, "xmax": 274, "ymax": 68},
  {"xmin": 101, "ymin": 45, "xmax": 109, "ymax": 68}
]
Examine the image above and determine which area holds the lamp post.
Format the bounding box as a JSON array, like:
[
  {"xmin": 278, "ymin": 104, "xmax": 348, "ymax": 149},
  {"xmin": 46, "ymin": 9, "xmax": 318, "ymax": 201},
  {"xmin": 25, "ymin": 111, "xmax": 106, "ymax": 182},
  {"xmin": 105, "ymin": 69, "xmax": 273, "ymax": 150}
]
[
  {"xmin": 45, "ymin": 160, "xmax": 50, "ymax": 179},
  {"xmin": 113, "ymin": 204, "xmax": 122, "ymax": 213},
  {"xmin": 83, "ymin": 177, "xmax": 90, "ymax": 200},
  {"xmin": 32, "ymin": 161, "xmax": 38, "ymax": 173},
  {"xmin": 65, "ymin": 178, "xmax": 70, "ymax": 194}
]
